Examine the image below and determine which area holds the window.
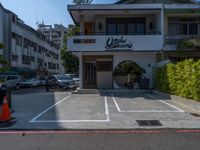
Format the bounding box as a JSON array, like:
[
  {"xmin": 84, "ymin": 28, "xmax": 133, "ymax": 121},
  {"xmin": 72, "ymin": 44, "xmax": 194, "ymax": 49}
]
[
  {"xmin": 136, "ymin": 23, "xmax": 145, "ymax": 35},
  {"xmin": 107, "ymin": 24, "xmax": 116, "ymax": 35},
  {"xmin": 179, "ymin": 24, "xmax": 187, "ymax": 35},
  {"xmin": 117, "ymin": 24, "xmax": 126, "ymax": 35},
  {"xmin": 106, "ymin": 18, "xmax": 145, "ymax": 35},
  {"xmin": 189, "ymin": 23, "xmax": 198, "ymax": 35},
  {"xmin": 168, "ymin": 17, "xmax": 199, "ymax": 36},
  {"xmin": 128, "ymin": 24, "xmax": 136, "ymax": 35}
]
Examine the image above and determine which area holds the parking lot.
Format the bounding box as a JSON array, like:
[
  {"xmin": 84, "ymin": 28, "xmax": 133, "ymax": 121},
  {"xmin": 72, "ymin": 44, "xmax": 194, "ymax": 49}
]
[{"xmin": 3, "ymin": 89, "xmax": 200, "ymax": 129}]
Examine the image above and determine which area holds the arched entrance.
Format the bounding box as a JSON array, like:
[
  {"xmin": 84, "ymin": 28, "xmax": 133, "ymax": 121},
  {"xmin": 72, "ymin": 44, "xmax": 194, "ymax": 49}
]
[{"xmin": 113, "ymin": 61, "xmax": 145, "ymax": 89}]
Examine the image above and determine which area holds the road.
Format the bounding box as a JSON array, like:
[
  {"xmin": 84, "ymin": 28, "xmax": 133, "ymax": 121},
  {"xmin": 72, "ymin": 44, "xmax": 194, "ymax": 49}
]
[
  {"xmin": 0, "ymin": 130, "xmax": 200, "ymax": 150},
  {"xmin": 12, "ymin": 86, "xmax": 47, "ymax": 95},
  {"xmin": 11, "ymin": 86, "xmax": 71, "ymax": 95}
]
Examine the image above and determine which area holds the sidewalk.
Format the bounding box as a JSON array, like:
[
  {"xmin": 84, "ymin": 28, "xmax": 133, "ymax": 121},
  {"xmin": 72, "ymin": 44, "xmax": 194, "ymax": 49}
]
[{"xmin": 153, "ymin": 91, "xmax": 200, "ymax": 115}]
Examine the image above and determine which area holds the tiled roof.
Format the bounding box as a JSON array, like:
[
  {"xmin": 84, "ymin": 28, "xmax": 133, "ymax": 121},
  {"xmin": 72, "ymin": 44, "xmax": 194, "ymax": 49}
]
[{"xmin": 115, "ymin": 0, "xmax": 199, "ymax": 4}]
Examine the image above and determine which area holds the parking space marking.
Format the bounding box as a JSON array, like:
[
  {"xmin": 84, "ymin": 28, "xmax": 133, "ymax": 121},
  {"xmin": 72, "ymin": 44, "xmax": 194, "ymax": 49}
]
[
  {"xmin": 30, "ymin": 95, "xmax": 71, "ymax": 122},
  {"xmin": 146, "ymin": 94, "xmax": 185, "ymax": 112},
  {"xmin": 111, "ymin": 93, "xmax": 185, "ymax": 113},
  {"xmin": 111, "ymin": 94, "xmax": 121, "ymax": 112},
  {"xmin": 30, "ymin": 96, "xmax": 110, "ymax": 123}
]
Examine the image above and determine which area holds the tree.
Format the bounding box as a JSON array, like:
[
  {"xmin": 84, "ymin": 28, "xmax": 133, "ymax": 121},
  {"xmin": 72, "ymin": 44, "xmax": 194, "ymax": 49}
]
[
  {"xmin": 0, "ymin": 43, "xmax": 9, "ymax": 72},
  {"xmin": 0, "ymin": 43, "xmax": 3, "ymax": 49},
  {"xmin": 72, "ymin": 0, "xmax": 93, "ymax": 4},
  {"xmin": 61, "ymin": 25, "xmax": 79, "ymax": 74}
]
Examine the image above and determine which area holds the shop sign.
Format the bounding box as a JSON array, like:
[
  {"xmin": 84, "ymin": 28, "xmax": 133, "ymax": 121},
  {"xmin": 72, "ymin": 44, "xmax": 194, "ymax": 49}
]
[{"xmin": 105, "ymin": 36, "xmax": 132, "ymax": 49}]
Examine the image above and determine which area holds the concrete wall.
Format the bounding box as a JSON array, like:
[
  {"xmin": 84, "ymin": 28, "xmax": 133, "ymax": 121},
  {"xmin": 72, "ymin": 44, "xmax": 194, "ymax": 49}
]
[
  {"xmin": 113, "ymin": 52, "xmax": 157, "ymax": 88},
  {"xmin": 68, "ymin": 35, "xmax": 163, "ymax": 52},
  {"xmin": 97, "ymin": 71, "xmax": 112, "ymax": 89}
]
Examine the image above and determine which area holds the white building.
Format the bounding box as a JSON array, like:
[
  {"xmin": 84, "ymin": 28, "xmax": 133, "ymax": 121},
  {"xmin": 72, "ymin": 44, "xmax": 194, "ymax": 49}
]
[
  {"xmin": 38, "ymin": 23, "xmax": 67, "ymax": 74},
  {"xmin": 0, "ymin": 3, "xmax": 60, "ymax": 76},
  {"xmin": 67, "ymin": 0, "xmax": 200, "ymax": 89}
]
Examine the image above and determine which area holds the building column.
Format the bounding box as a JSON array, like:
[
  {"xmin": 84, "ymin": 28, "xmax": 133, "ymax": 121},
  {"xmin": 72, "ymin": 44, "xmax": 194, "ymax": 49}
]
[
  {"xmin": 80, "ymin": 14, "xmax": 84, "ymax": 35},
  {"xmin": 79, "ymin": 53, "xmax": 83, "ymax": 89}
]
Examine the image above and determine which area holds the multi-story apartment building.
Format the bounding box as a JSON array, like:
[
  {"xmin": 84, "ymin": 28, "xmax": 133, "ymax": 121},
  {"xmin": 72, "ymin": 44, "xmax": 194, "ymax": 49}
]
[
  {"xmin": 38, "ymin": 23, "xmax": 67, "ymax": 74},
  {"xmin": 0, "ymin": 3, "xmax": 60, "ymax": 77},
  {"xmin": 67, "ymin": 0, "xmax": 200, "ymax": 89}
]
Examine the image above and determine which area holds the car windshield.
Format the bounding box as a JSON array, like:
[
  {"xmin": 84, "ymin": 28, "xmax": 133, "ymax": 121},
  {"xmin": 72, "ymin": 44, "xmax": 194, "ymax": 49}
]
[
  {"xmin": 56, "ymin": 75, "xmax": 72, "ymax": 80},
  {"xmin": 70, "ymin": 74, "xmax": 78, "ymax": 78},
  {"xmin": 26, "ymin": 79, "xmax": 35, "ymax": 82}
]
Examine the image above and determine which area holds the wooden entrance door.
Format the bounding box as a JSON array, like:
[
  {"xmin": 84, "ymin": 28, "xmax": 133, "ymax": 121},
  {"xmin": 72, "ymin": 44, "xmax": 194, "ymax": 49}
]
[{"xmin": 83, "ymin": 60, "xmax": 97, "ymax": 89}]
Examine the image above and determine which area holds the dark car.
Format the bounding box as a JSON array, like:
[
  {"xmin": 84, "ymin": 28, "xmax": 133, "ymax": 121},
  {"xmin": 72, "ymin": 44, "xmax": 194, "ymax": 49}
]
[{"xmin": 46, "ymin": 75, "xmax": 76, "ymax": 91}]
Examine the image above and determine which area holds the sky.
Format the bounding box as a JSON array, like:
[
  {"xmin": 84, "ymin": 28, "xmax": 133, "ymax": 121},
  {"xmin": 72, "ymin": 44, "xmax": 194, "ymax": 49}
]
[{"xmin": 0, "ymin": 0, "xmax": 117, "ymax": 29}]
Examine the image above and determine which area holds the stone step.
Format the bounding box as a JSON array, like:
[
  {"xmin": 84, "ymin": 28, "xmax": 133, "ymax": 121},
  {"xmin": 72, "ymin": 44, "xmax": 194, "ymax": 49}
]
[{"xmin": 72, "ymin": 89, "xmax": 100, "ymax": 94}]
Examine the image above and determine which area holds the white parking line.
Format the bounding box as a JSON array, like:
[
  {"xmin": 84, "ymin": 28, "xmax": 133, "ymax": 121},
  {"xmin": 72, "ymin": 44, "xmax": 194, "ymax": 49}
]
[
  {"xmin": 105, "ymin": 96, "xmax": 110, "ymax": 122},
  {"xmin": 111, "ymin": 94, "xmax": 121, "ymax": 112},
  {"xmin": 30, "ymin": 95, "xmax": 71, "ymax": 122},
  {"xmin": 146, "ymin": 94, "xmax": 185, "ymax": 112},
  {"xmin": 30, "ymin": 96, "xmax": 110, "ymax": 123},
  {"xmin": 111, "ymin": 93, "xmax": 184, "ymax": 113}
]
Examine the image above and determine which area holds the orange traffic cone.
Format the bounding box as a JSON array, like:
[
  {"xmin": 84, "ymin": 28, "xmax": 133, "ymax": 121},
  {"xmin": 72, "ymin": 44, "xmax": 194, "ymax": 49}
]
[{"xmin": 0, "ymin": 96, "xmax": 12, "ymax": 122}]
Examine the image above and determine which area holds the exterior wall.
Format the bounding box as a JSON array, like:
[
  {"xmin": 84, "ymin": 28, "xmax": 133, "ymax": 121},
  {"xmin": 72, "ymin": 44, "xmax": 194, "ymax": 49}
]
[
  {"xmin": 97, "ymin": 72, "xmax": 112, "ymax": 89},
  {"xmin": 68, "ymin": 2, "xmax": 200, "ymax": 89},
  {"xmin": 0, "ymin": 3, "xmax": 60, "ymax": 75},
  {"xmin": 77, "ymin": 52, "xmax": 156, "ymax": 89},
  {"xmin": 113, "ymin": 52, "xmax": 156, "ymax": 88},
  {"xmin": 38, "ymin": 23, "xmax": 67, "ymax": 74},
  {"xmin": 11, "ymin": 23, "xmax": 60, "ymax": 74},
  {"xmin": 68, "ymin": 35, "xmax": 163, "ymax": 52}
]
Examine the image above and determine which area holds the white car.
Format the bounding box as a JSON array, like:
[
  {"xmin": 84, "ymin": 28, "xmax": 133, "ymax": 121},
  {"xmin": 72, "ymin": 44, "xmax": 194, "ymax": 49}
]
[
  {"xmin": 0, "ymin": 75, "xmax": 21, "ymax": 90},
  {"xmin": 19, "ymin": 78, "xmax": 40, "ymax": 88}
]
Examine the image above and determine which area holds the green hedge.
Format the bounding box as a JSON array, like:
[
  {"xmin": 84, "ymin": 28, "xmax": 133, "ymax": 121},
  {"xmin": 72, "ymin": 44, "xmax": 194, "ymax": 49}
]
[{"xmin": 155, "ymin": 59, "xmax": 200, "ymax": 101}]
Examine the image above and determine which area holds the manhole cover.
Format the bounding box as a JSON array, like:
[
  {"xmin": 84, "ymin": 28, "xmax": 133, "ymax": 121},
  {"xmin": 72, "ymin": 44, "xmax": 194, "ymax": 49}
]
[{"xmin": 136, "ymin": 120, "xmax": 162, "ymax": 127}]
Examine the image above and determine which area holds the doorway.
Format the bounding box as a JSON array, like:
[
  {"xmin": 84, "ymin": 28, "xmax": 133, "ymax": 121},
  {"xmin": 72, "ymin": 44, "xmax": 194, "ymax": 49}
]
[{"xmin": 83, "ymin": 60, "xmax": 97, "ymax": 89}]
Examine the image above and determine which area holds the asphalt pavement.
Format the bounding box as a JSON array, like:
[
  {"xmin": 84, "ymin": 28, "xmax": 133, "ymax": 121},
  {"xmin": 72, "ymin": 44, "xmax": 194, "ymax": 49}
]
[{"xmin": 0, "ymin": 130, "xmax": 200, "ymax": 150}]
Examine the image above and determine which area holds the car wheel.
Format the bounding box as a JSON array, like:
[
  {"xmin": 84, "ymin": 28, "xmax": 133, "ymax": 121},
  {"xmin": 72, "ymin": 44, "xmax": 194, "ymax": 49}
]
[{"xmin": 1, "ymin": 85, "xmax": 6, "ymax": 90}]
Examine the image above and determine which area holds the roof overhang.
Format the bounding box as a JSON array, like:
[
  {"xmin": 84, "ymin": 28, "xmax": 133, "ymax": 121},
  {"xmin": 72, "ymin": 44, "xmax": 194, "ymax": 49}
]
[{"xmin": 68, "ymin": 4, "xmax": 162, "ymax": 25}]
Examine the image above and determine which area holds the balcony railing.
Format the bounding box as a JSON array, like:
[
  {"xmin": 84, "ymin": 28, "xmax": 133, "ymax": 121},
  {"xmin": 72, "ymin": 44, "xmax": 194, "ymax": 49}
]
[
  {"xmin": 74, "ymin": 31, "xmax": 161, "ymax": 36},
  {"xmin": 165, "ymin": 35, "xmax": 200, "ymax": 45}
]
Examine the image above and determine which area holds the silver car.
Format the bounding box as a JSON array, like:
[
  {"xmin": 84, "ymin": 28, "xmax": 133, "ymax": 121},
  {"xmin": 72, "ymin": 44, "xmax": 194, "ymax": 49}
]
[{"xmin": 0, "ymin": 75, "xmax": 21, "ymax": 90}]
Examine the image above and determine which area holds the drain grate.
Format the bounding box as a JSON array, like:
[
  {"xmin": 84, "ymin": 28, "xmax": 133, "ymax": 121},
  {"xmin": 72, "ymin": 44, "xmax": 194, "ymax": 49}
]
[{"xmin": 136, "ymin": 120, "xmax": 162, "ymax": 127}]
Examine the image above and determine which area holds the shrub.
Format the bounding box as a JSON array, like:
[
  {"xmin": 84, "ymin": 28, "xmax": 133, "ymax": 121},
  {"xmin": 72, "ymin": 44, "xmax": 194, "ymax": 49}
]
[{"xmin": 155, "ymin": 59, "xmax": 200, "ymax": 101}]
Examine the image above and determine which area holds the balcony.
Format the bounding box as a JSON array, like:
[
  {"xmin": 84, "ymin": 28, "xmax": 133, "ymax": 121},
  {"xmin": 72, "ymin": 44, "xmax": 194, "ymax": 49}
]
[
  {"xmin": 164, "ymin": 35, "xmax": 200, "ymax": 51},
  {"xmin": 68, "ymin": 32, "xmax": 163, "ymax": 52}
]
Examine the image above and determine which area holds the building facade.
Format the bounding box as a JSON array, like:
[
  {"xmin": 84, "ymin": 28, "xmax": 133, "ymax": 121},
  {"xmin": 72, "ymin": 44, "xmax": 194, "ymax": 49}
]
[
  {"xmin": 0, "ymin": 3, "xmax": 60, "ymax": 77},
  {"xmin": 38, "ymin": 23, "xmax": 67, "ymax": 74},
  {"xmin": 67, "ymin": 0, "xmax": 200, "ymax": 89}
]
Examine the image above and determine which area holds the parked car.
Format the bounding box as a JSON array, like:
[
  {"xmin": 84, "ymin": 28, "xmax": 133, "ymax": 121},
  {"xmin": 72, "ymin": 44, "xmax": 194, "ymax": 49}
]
[
  {"xmin": 19, "ymin": 78, "xmax": 40, "ymax": 88},
  {"xmin": 46, "ymin": 75, "xmax": 76, "ymax": 91},
  {"xmin": 38, "ymin": 76, "xmax": 47, "ymax": 86},
  {"xmin": 0, "ymin": 75, "xmax": 21, "ymax": 90},
  {"xmin": 65, "ymin": 74, "xmax": 79, "ymax": 87}
]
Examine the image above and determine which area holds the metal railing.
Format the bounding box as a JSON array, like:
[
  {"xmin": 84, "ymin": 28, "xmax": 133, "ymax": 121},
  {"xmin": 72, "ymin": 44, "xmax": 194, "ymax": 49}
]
[
  {"xmin": 74, "ymin": 31, "xmax": 162, "ymax": 36},
  {"xmin": 165, "ymin": 35, "xmax": 200, "ymax": 45}
]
